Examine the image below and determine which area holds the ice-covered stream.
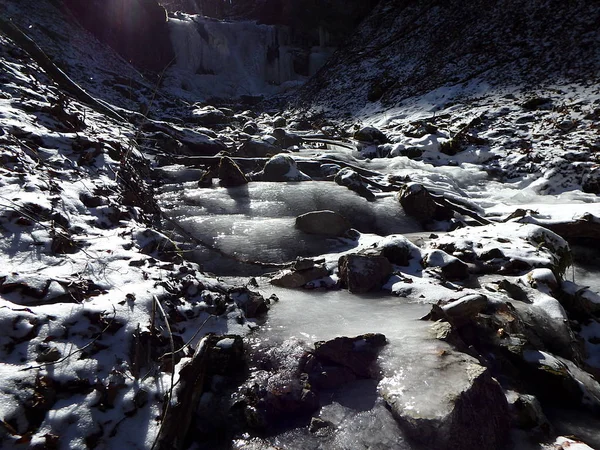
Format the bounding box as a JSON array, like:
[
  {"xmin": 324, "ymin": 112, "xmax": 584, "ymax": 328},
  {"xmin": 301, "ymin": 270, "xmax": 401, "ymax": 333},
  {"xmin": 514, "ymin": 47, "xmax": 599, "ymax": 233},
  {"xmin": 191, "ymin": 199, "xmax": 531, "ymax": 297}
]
[{"xmin": 159, "ymin": 181, "xmax": 421, "ymax": 274}]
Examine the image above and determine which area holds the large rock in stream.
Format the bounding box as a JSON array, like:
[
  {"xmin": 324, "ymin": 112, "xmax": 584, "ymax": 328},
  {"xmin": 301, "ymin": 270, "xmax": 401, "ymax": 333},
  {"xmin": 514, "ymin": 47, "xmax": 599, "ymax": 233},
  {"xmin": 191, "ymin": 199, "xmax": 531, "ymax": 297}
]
[
  {"xmin": 295, "ymin": 210, "xmax": 351, "ymax": 237},
  {"xmin": 380, "ymin": 345, "xmax": 510, "ymax": 450},
  {"xmin": 338, "ymin": 253, "xmax": 393, "ymax": 293}
]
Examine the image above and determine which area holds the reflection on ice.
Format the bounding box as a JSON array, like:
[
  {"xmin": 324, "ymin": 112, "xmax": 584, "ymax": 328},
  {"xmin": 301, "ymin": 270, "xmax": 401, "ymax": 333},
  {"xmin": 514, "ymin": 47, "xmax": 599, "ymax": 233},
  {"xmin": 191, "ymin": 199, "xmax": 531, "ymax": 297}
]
[{"xmin": 160, "ymin": 182, "xmax": 421, "ymax": 274}]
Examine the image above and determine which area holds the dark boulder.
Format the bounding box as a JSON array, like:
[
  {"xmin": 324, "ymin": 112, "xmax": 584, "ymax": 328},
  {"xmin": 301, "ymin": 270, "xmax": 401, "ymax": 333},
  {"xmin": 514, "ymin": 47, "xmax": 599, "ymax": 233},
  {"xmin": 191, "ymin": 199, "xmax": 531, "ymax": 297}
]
[
  {"xmin": 338, "ymin": 253, "xmax": 393, "ymax": 293},
  {"xmin": 295, "ymin": 210, "xmax": 351, "ymax": 237},
  {"xmin": 218, "ymin": 156, "xmax": 248, "ymax": 187},
  {"xmin": 261, "ymin": 154, "xmax": 310, "ymax": 181}
]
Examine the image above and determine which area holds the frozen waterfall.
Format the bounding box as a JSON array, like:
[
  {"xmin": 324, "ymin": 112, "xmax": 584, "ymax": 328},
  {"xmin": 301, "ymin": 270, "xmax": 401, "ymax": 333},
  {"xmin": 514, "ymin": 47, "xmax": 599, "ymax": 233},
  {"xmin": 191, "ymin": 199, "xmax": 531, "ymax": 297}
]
[{"xmin": 164, "ymin": 14, "xmax": 314, "ymax": 99}]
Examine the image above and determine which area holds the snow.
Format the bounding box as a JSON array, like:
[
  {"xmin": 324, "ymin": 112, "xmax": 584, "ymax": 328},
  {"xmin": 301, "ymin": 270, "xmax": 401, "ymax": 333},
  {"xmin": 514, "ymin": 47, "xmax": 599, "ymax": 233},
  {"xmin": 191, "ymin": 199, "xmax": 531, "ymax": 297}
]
[{"xmin": 1, "ymin": 0, "xmax": 600, "ymax": 448}]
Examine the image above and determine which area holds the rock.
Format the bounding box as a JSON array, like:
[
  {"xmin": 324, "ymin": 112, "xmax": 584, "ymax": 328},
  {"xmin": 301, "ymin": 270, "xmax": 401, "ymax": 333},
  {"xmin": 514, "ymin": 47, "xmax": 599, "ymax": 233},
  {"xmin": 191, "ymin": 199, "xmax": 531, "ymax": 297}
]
[
  {"xmin": 520, "ymin": 350, "xmax": 600, "ymax": 410},
  {"xmin": 311, "ymin": 333, "xmax": 386, "ymax": 378},
  {"xmin": 425, "ymin": 249, "xmax": 469, "ymax": 280},
  {"xmin": 238, "ymin": 138, "xmax": 281, "ymax": 157},
  {"xmin": 353, "ymin": 126, "xmax": 388, "ymax": 143},
  {"xmin": 272, "ymin": 128, "xmax": 302, "ymax": 149},
  {"xmin": 506, "ymin": 391, "xmax": 551, "ymax": 433},
  {"xmin": 302, "ymin": 333, "xmax": 387, "ymax": 390},
  {"xmin": 206, "ymin": 335, "xmax": 245, "ymax": 377},
  {"xmin": 228, "ymin": 288, "xmax": 270, "ymax": 318},
  {"xmin": 334, "ymin": 168, "xmax": 375, "ymax": 201},
  {"xmin": 381, "ymin": 351, "xmax": 510, "ymax": 450},
  {"xmin": 560, "ymin": 281, "xmax": 600, "ymax": 320},
  {"xmin": 190, "ymin": 106, "xmax": 228, "ymax": 126},
  {"xmin": 309, "ymin": 417, "xmax": 332, "ymax": 434},
  {"xmin": 272, "ymin": 116, "xmax": 287, "ymax": 128},
  {"xmin": 261, "ymin": 154, "xmax": 311, "ymax": 182},
  {"xmin": 295, "ymin": 210, "xmax": 351, "ymax": 237},
  {"xmin": 239, "ymin": 340, "xmax": 319, "ymax": 431},
  {"xmin": 338, "ymin": 253, "xmax": 393, "ymax": 293},
  {"xmin": 242, "ymin": 121, "xmax": 259, "ymax": 135},
  {"xmin": 442, "ymin": 294, "xmax": 488, "ymax": 324},
  {"xmin": 218, "ymin": 156, "xmax": 248, "ymax": 187},
  {"xmin": 398, "ymin": 183, "xmax": 439, "ymax": 223},
  {"xmin": 270, "ymin": 265, "xmax": 329, "ymax": 288},
  {"xmin": 378, "ymin": 235, "xmax": 422, "ymax": 266}
]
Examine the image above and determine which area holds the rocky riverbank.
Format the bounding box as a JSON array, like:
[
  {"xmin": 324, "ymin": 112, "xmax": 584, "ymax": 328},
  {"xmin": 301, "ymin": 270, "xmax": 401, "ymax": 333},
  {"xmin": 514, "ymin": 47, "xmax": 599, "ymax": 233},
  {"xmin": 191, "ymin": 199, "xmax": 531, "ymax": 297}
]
[{"xmin": 1, "ymin": 0, "xmax": 600, "ymax": 449}]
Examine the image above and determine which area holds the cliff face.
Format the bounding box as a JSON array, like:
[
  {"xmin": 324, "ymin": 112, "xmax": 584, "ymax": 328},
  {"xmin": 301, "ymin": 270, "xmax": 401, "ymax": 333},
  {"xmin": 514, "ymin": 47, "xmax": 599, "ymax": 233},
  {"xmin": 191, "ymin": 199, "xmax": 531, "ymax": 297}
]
[
  {"xmin": 162, "ymin": 0, "xmax": 380, "ymax": 47},
  {"xmin": 295, "ymin": 0, "xmax": 600, "ymax": 112},
  {"xmin": 62, "ymin": 0, "xmax": 175, "ymax": 72}
]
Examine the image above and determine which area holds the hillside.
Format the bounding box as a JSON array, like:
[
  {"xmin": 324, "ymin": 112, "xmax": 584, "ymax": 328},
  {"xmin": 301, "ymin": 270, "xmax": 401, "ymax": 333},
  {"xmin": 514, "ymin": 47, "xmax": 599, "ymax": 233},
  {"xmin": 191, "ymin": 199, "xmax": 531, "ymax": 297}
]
[
  {"xmin": 295, "ymin": 0, "xmax": 600, "ymax": 113},
  {"xmin": 1, "ymin": 1, "xmax": 600, "ymax": 450}
]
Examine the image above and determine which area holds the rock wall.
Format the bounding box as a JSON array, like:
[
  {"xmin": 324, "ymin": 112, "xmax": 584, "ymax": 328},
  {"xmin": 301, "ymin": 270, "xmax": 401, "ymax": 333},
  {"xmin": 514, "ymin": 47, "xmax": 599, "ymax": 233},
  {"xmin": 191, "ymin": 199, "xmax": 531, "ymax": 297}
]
[{"xmin": 62, "ymin": 0, "xmax": 175, "ymax": 72}]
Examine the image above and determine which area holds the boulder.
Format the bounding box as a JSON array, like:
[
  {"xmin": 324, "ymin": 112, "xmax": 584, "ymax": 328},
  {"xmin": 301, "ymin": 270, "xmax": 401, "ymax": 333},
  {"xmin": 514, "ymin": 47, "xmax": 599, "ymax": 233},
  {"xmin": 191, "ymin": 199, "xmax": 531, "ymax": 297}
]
[
  {"xmin": 228, "ymin": 288, "xmax": 270, "ymax": 318},
  {"xmin": 378, "ymin": 235, "xmax": 422, "ymax": 266},
  {"xmin": 261, "ymin": 154, "xmax": 311, "ymax": 182},
  {"xmin": 238, "ymin": 138, "xmax": 281, "ymax": 157},
  {"xmin": 353, "ymin": 126, "xmax": 388, "ymax": 143},
  {"xmin": 272, "ymin": 116, "xmax": 287, "ymax": 128},
  {"xmin": 190, "ymin": 106, "xmax": 228, "ymax": 126},
  {"xmin": 398, "ymin": 183, "xmax": 439, "ymax": 223},
  {"xmin": 425, "ymin": 249, "xmax": 469, "ymax": 280},
  {"xmin": 302, "ymin": 333, "xmax": 387, "ymax": 389},
  {"xmin": 338, "ymin": 253, "xmax": 393, "ymax": 293},
  {"xmin": 272, "ymin": 128, "xmax": 303, "ymax": 149},
  {"xmin": 270, "ymin": 265, "xmax": 329, "ymax": 288},
  {"xmin": 218, "ymin": 156, "xmax": 248, "ymax": 187},
  {"xmin": 381, "ymin": 349, "xmax": 510, "ymax": 450},
  {"xmin": 295, "ymin": 210, "xmax": 351, "ymax": 237},
  {"xmin": 242, "ymin": 121, "xmax": 259, "ymax": 135},
  {"xmin": 334, "ymin": 168, "xmax": 375, "ymax": 201}
]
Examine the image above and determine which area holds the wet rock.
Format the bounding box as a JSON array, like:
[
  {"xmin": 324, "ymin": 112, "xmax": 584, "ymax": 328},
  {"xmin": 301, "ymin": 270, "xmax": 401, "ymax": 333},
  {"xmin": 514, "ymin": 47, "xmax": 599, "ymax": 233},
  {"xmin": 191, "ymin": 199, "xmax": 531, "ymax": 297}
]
[
  {"xmin": 272, "ymin": 128, "xmax": 302, "ymax": 149},
  {"xmin": 242, "ymin": 121, "xmax": 259, "ymax": 135},
  {"xmin": 206, "ymin": 335, "xmax": 245, "ymax": 377},
  {"xmin": 272, "ymin": 116, "xmax": 287, "ymax": 128},
  {"xmin": 295, "ymin": 210, "xmax": 351, "ymax": 237},
  {"xmin": 310, "ymin": 333, "xmax": 386, "ymax": 379},
  {"xmin": 520, "ymin": 350, "xmax": 600, "ymax": 411},
  {"xmin": 334, "ymin": 168, "xmax": 375, "ymax": 201},
  {"xmin": 270, "ymin": 265, "xmax": 329, "ymax": 288},
  {"xmin": 506, "ymin": 391, "xmax": 551, "ymax": 433},
  {"xmin": 228, "ymin": 288, "xmax": 270, "ymax": 318},
  {"xmin": 338, "ymin": 253, "xmax": 393, "ymax": 293},
  {"xmin": 398, "ymin": 183, "xmax": 439, "ymax": 223},
  {"xmin": 261, "ymin": 154, "xmax": 311, "ymax": 182},
  {"xmin": 238, "ymin": 138, "xmax": 281, "ymax": 157},
  {"xmin": 309, "ymin": 417, "xmax": 332, "ymax": 434},
  {"xmin": 425, "ymin": 249, "xmax": 469, "ymax": 280},
  {"xmin": 218, "ymin": 156, "xmax": 248, "ymax": 187},
  {"xmin": 381, "ymin": 351, "xmax": 509, "ymax": 450},
  {"xmin": 353, "ymin": 126, "xmax": 388, "ymax": 143},
  {"xmin": 190, "ymin": 106, "xmax": 228, "ymax": 126}
]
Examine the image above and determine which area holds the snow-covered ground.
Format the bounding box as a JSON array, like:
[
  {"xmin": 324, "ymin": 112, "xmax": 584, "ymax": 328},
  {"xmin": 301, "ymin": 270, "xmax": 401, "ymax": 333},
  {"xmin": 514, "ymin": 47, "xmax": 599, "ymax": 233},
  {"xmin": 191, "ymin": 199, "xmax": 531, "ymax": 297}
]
[{"xmin": 1, "ymin": 0, "xmax": 600, "ymax": 449}]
